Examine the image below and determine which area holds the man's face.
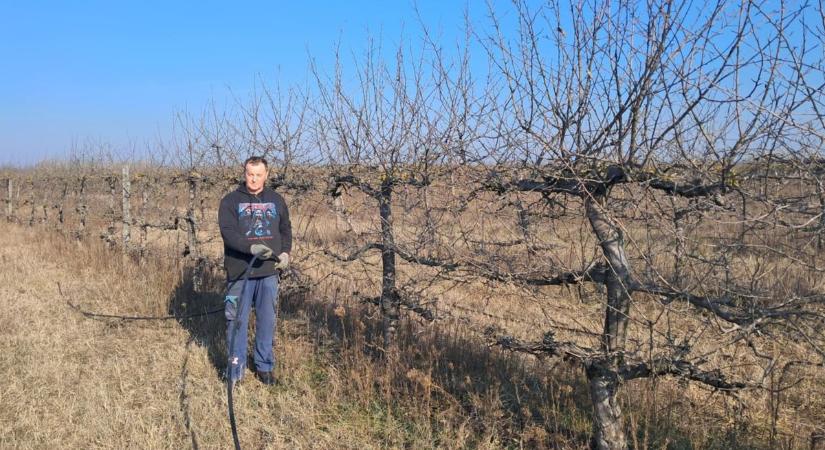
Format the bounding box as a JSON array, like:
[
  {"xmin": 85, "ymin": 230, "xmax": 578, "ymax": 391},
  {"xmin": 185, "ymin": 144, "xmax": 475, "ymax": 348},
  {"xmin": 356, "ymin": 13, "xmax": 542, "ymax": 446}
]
[{"xmin": 244, "ymin": 162, "xmax": 268, "ymax": 195}]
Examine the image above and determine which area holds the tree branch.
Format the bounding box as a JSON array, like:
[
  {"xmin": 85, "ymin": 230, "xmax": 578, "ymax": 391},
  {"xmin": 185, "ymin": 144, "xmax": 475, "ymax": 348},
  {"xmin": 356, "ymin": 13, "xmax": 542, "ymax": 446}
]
[
  {"xmin": 620, "ymin": 357, "xmax": 748, "ymax": 390},
  {"xmin": 484, "ymin": 327, "xmax": 594, "ymax": 360}
]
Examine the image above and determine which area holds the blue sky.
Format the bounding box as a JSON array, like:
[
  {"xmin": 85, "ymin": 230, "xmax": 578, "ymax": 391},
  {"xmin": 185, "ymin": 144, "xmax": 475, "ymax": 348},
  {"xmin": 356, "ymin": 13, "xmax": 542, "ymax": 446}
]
[{"xmin": 0, "ymin": 1, "xmax": 480, "ymax": 165}]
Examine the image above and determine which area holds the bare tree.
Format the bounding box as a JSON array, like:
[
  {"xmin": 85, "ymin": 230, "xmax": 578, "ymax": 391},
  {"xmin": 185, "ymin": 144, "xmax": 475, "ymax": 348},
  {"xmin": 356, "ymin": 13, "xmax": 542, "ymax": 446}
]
[
  {"xmin": 236, "ymin": 78, "xmax": 316, "ymax": 186},
  {"xmin": 311, "ymin": 34, "xmax": 460, "ymax": 352},
  {"xmin": 477, "ymin": 1, "xmax": 825, "ymax": 448}
]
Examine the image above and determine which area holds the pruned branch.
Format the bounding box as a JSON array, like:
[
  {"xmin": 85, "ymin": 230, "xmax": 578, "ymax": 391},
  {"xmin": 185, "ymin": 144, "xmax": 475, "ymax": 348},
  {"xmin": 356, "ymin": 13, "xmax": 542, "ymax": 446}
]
[
  {"xmin": 634, "ymin": 282, "xmax": 825, "ymax": 327},
  {"xmin": 328, "ymin": 171, "xmax": 431, "ymax": 199},
  {"xmin": 328, "ymin": 174, "xmax": 379, "ymax": 199},
  {"xmin": 359, "ymin": 287, "xmax": 437, "ymax": 322},
  {"xmin": 484, "ymin": 327, "xmax": 594, "ymax": 360},
  {"xmin": 620, "ymin": 357, "xmax": 748, "ymax": 390},
  {"xmin": 325, "ymin": 240, "xmax": 604, "ymax": 284},
  {"xmin": 486, "ymin": 165, "xmax": 737, "ymax": 203},
  {"xmin": 466, "ymin": 260, "xmax": 609, "ymax": 286},
  {"xmin": 324, "ymin": 242, "xmax": 383, "ymax": 262}
]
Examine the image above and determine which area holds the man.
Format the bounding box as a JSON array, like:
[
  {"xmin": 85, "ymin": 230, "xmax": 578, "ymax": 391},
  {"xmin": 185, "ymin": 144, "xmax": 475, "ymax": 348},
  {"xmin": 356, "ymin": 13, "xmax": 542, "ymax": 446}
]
[{"xmin": 218, "ymin": 156, "xmax": 292, "ymax": 385}]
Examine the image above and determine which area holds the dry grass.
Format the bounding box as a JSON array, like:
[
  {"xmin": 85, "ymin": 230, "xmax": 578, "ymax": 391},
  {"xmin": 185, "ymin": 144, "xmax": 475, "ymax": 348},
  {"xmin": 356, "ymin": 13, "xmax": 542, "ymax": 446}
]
[
  {"xmin": 0, "ymin": 223, "xmax": 589, "ymax": 449},
  {"xmin": 3, "ymin": 220, "xmax": 820, "ymax": 449}
]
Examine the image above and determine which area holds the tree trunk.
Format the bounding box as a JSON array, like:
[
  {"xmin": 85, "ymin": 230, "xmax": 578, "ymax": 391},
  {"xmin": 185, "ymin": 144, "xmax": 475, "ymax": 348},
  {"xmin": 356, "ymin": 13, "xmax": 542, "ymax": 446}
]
[
  {"xmin": 515, "ymin": 197, "xmax": 534, "ymax": 256},
  {"xmin": 27, "ymin": 180, "xmax": 36, "ymax": 227},
  {"xmin": 186, "ymin": 172, "xmax": 202, "ymax": 291},
  {"xmin": 121, "ymin": 166, "xmax": 131, "ymax": 253},
  {"xmin": 332, "ymin": 195, "xmax": 355, "ymax": 233},
  {"xmin": 586, "ymin": 195, "xmax": 632, "ymax": 352},
  {"xmin": 585, "ymin": 195, "xmax": 632, "ymax": 449},
  {"xmin": 57, "ymin": 180, "xmax": 68, "ymax": 232},
  {"xmin": 138, "ymin": 179, "xmax": 150, "ymax": 262},
  {"xmin": 6, "ymin": 178, "xmax": 13, "ymax": 222},
  {"xmin": 817, "ymin": 181, "xmax": 825, "ymax": 250},
  {"xmin": 104, "ymin": 176, "xmax": 117, "ymax": 248},
  {"xmin": 76, "ymin": 176, "xmax": 87, "ymax": 239},
  {"xmin": 673, "ymin": 207, "xmax": 687, "ymax": 282},
  {"xmin": 378, "ymin": 179, "xmax": 399, "ymax": 352},
  {"xmin": 587, "ymin": 364, "xmax": 627, "ymax": 450}
]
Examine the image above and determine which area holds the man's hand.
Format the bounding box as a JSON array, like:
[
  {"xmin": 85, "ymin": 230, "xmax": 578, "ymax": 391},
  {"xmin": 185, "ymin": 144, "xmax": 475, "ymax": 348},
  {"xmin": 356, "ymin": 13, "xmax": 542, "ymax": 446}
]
[
  {"xmin": 250, "ymin": 244, "xmax": 274, "ymax": 260},
  {"xmin": 275, "ymin": 252, "xmax": 290, "ymax": 270}
]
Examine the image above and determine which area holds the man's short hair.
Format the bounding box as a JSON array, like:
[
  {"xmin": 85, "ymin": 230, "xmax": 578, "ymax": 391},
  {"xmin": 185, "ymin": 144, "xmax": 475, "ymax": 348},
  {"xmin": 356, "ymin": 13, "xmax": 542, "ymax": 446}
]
[{"xmin": 244, "ymin": 156, "xmax": 268, "ymax": 170}]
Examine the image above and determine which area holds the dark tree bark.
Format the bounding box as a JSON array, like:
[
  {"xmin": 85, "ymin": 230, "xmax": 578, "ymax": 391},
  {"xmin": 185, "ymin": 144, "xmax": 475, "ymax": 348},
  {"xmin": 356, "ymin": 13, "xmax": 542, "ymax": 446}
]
[
  {"xmin": 76, "ymin": 176, "xmax": 87, "ymax": 240},
  {"xmin": 378, "ymin": 179, "xmax": 399, "ymax": 351},
  {"xmin": 121, "ymin": 166, "xmax": 131, "ymax": 253}
]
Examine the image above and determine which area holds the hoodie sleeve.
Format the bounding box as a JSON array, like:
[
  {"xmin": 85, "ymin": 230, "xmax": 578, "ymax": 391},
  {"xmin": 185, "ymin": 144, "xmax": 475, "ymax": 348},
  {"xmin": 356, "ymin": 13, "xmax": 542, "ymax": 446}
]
[
  {"xmin": 219, "ymin": 194, "xmax": 252, "ymax": 254},
  {"xmin": 278, "ymin": 195, "xmax": 293, "ymax": 254}
]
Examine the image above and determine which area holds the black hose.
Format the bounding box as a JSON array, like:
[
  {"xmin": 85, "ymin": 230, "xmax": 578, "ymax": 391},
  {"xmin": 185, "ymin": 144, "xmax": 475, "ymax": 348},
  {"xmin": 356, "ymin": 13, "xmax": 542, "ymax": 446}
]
[
  {"xmin": 226, "ymin": 254, "xmax": 260, "ymax": 450},
  {"xmin": 65, "ymin": 300, "xmax": 223, "ymax": 321}
]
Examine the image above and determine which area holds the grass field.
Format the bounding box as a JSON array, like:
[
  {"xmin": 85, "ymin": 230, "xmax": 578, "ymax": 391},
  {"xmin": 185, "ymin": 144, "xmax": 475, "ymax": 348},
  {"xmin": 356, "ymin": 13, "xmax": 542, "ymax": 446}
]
[
  {"xmin": 1, "ymin": 183, "xmax": 823, "ymax": 449},
  {"xmin": 1, "ymin": 222, "xmax": 574, "ymax": 449}
]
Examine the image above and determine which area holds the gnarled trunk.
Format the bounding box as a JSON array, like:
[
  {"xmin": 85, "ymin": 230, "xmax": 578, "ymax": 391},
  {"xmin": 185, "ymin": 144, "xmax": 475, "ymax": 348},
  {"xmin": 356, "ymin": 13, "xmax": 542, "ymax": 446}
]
[
  {"xmin": 121, "ymin": 166, "xmax": 131, "ymax": 253},
  {"xmin": 587, "ymin": 363, "xmax": 627, "ymax": 450},
  {"xmin": 378, "ymin": 180, "xmax": 399, "ymax": 352},
  {"xmin": 585, "ymin": 195, "xmax": 632, "ymax": 450}
]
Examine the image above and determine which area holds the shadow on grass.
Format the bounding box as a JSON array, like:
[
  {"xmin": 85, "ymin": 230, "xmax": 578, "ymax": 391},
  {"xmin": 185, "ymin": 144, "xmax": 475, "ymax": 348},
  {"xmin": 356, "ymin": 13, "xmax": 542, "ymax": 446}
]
[
  {"xmin": 167, "ymin": 264, "xmax": 314, "ymax": 380},
  {"xmin": 166, "ymin": 263, "xmax": 758, "ymax": 449},
  {"xmin": 275, "ymin": 277, "xmax": 766, "ymax": 449},
  {"xmin": 168, "ymin": 264, "xmax": 228, "ymax": 379},
  {"xmin": 274, "ymin": 280, "xmax": 594, "ymax": 449}
]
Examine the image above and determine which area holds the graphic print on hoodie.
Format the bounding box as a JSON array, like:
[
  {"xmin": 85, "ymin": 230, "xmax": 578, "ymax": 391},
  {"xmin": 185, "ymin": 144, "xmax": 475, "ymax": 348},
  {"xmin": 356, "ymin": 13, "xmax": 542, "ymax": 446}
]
[{"xmin": 239, "ymin": 202, "xmax": 277, "ymax": 239}]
